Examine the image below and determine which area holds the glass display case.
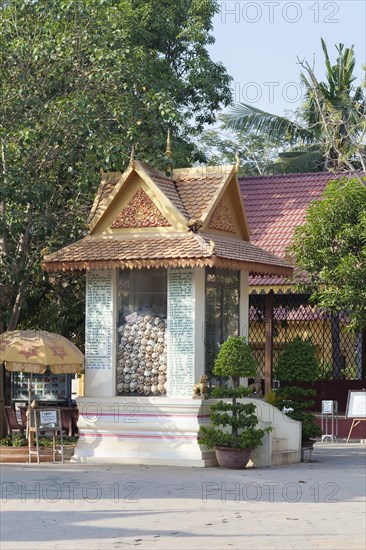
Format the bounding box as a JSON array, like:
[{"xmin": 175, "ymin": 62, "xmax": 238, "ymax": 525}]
[
  {"xmin": 117, "ymin": 268, "xmax": 168, "ymax": 395},
  {"xmin": 11, "ymin": 372, "xmax": 70, "ymax": 403},
  {"xmin": 205, "ymin": 268, "xmax": 240, "ymax": 379}
]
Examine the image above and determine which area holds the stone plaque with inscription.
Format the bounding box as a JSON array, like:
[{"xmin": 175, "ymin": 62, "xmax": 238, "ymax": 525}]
[
  {"xmin": 85, "ymin": 270, "xmax": 113, "ymax": 370},
  {"xmin": 167, "ymin": 268, "xmax": 194, "ymax": 396}
]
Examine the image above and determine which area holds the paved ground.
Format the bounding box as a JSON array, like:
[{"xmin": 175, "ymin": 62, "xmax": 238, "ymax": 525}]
[{"xmin": 1, "ymin": 443, "xmax": 365, "ymax": 550}]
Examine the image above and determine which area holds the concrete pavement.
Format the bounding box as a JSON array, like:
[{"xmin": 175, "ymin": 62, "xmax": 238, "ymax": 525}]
[{"xmin": 1, "ymin": 443, "xmax": 365, "ymax": 550}]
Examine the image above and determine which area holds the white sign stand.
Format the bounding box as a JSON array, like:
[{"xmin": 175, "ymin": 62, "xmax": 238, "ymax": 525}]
[
  {"xmin": 28, "ymin": 408, "xmax": 64, "ymax": 464},
  {"xmin": 321, "ymin": 400, "xmax": 338, "ymax": 442}
]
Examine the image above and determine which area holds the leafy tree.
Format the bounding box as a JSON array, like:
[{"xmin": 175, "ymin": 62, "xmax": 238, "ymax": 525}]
[
  {"xmin": 291, "ymin": 176, "xmax": 366, "ymax": 332},
  {"xmin": 0, "ymin": 0, "xmax": 232, "ymax": 435},
  {"xmin": 224, "ymin": 40, "xmax": 366, "ymax": 173},
  {"xmin": 199, "ymin": 115, "xmax": 286, "ymax": 175},
  {"xmin": 0, "ymin": 0, "xmax": 232, "ymax": 333},
  {"xmin": 274, "ymin": 337, "xmax": 322, "ymax": 442}
]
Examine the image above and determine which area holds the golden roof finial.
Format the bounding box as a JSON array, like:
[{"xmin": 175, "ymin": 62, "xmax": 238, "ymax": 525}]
[
  {"xmin": 235, "ymin": 151, "xmax": 240, "ymax": 172},
  {"xmin": 165, "ymin": 128, "xmax": 172, "ymax": 158}
]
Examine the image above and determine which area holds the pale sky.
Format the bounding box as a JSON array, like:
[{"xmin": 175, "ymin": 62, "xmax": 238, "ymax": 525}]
[{"xmin": 209, "ymin": 0, "xmax": 366, "ymax": 117}]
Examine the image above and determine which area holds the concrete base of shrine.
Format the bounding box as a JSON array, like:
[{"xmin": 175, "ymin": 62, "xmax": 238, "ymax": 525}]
[
  {"xmin": 72, "ymin": 397, "xmax": 301, "ymax": 467},
  {"xmin": 72, "ymin": 396, "xmax": 217, "ymax": 467}
]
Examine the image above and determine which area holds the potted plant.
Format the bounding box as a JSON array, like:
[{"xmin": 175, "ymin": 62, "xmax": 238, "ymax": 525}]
[
  {"xmin": 199, "ymin": 336, "xmax": 271, "ymax": 469},
  {"xmin": 274, "ymin": 337, "xmax": 322, "ymax": 460}
]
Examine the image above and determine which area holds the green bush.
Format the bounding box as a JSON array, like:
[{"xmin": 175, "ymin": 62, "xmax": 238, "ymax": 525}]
[
  {"xmin": 38, "ymin": 436, "xmax": 78, "ymax": 447},
  {"xmin": 0, "ymin": 434, "xmax": 78, "ymax": 447},
  {"xmin": 275, "ymin": 337, "xmax": 320, "ymax": 382},
  {"xmin": 0, "ymin": 434, "xmax": 27, "ymax": 447},
  {"xmin": 274, "ymin": 337, "xmax": 322, "ymax": 442},
  {"xmin": 199, "ymin": 336, "xmax": 271, "ymax": 450}
]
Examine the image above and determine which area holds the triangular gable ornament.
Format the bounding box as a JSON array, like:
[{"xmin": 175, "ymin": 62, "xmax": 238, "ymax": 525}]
[
  {"xmin": 110, "ymin": 187, "xmax": 171, "ymax": 229},
  {"xmin": 208, "ymin": 194, "xmax": 236, "ymax": 233}
]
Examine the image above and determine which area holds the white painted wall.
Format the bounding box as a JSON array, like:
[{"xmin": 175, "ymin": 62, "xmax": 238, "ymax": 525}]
[
  {"xmin": 193, "ymin": 267, "xmax": 206, "ymax": 383},
  {"xmin": 85, "ymin": 269, "xmax": 117, "ymax": 397},
  {"xmin": 240, "ymin": 270, "xmax": 249, "ymax": 338}
]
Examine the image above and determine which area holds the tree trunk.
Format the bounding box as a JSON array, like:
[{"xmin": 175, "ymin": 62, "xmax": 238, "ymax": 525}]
[
  {"xmin": 362, "ymin": 329, "xmax": 366, "ymax": 381},
  {"xmin": 330, "ymin": 313, "xmax": 343, "ymax": 379},
  {"xmin": 0, "ymin": 369, "xmax": 7, "ymax": 438},
  {"xmin": 7, "ymin": 280, "xmax": 26, "ymax": 331}
]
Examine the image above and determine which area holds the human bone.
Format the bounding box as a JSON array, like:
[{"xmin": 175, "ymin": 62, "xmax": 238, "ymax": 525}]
[{"xmin": 116, "ymin": 311, "xmax": 167, "ymax": 396}]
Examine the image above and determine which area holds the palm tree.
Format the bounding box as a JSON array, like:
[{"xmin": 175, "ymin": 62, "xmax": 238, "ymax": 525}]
[{"xmin": 225, "ymin": 40, "xmax": 366, "ymax": 173}]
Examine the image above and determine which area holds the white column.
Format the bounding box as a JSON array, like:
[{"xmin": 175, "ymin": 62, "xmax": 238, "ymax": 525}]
[
  {"xmin": 240, "ymin": 270, "xmax": 249, "ymax": 338},
  {"xmin": 85, "ymin": 269, "xmax": 117, "ymax": 397},
  {"xmin": 193, "ymin": 267, "xmax": 206, "ymax": 382}
]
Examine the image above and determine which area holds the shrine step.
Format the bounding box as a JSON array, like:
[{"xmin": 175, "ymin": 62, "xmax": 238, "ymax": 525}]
[
  {"xmin": 271, "ymin": 449, "xmax": 300, "ymax": 466},
  {"xmin": 272, "ymin": 437, "xmax": 288, "ymax": 452}
]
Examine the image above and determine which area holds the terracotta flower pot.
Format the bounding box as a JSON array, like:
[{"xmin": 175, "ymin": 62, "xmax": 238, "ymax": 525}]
[
  {"xmin": 301, "ymin": 440, "xmax": 315, "ymax": 463},
  {"xmin": 215, "ymin": 446, "xmax": 252, "ymax": 469}
]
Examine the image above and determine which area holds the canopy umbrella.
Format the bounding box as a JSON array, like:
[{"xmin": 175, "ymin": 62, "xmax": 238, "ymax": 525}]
[
  {"xmin": 0, "ymin": 330, "xmax": 84, "ymax": 374},
  {"xmin": 0, "ymin": 330, "xmax": 84, "ymax": 436}
]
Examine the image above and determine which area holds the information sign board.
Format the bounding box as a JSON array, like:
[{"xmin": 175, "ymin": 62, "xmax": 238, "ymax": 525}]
[{"xmin": 346, "ymin": 390, "xmax": 366, "ymax": 418}]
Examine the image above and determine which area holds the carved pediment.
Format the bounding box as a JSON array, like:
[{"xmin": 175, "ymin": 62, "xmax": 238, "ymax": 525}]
[
  {"xmin": 208, "ymin": 195, "xmax": 236, "ymax": 233},
  {"xmin": 111, "ymin": 187, "xmax": 171, "ymax": 229}
]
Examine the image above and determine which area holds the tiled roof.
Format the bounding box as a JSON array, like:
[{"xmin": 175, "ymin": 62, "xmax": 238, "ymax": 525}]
[
  {"xmin": 88, "ymin": 172, "xmax": 121, "ymax": 224},
  {"xmin": 201, "ymin": 235, "xmax": 292, "ymax": 275},
  {"xmin": 42, "ymin": 233, "xmax": 292, "ymax": 276},
  {"xmin": 173, "ymin": 166, "xmax": 233, "ymax": 220},
  {"xmin": 240, "ymin": 172, "xmax": 344, "ymax": 287},
  {"xmin": 87, "ymin": 163, "xmax": 236, "ymax": 229},
  {"xmin": 138, "ymin": 161, "xmax": 189, "ymax": 219}
]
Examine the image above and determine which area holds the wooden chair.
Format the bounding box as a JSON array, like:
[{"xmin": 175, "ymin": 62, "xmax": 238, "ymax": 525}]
[
  {"xmin": 19, "ymin": 407, "xmax": 28, "ymax": 428},
  {"xmin": 61, "ymin": 409, "xmax": 73, "ymax": 436},
  {"xmin": 5, "ymin": 406, "xmax": 26, "ymax": 435}
]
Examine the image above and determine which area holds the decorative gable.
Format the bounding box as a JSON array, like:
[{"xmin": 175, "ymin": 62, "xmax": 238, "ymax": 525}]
[
  {"xmin": 110, "ymin": 187, "xmax": 171, "ymax": 229},
  {"xmin": 208, "ymin": 195, "xmax": 236, "ymax": 233}
]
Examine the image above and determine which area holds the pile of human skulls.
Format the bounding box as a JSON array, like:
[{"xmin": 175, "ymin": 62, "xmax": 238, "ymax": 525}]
[{"xmin": 116, "ymin": 313, "xmax": 167, "ymax": 395}]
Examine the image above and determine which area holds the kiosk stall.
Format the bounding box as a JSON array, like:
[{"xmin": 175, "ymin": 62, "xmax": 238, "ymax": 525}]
[{"xmin": 42, "ymin": 159, "xmax": 293, "ymax": 465}]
